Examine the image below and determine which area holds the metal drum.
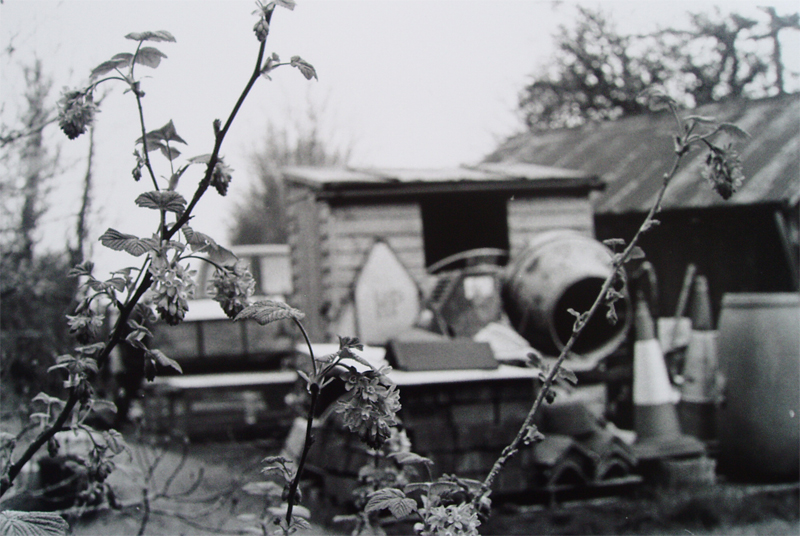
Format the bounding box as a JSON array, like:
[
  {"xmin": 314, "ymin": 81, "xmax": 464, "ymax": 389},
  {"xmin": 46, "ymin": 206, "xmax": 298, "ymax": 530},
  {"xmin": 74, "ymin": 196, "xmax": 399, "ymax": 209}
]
[
  {"xmin": 717, "ymin": 292, "xmax": 800, "ymax": 482},
  {"xmin": 502, "ymin": 230, "xmax": 631, "ymax": 370}
]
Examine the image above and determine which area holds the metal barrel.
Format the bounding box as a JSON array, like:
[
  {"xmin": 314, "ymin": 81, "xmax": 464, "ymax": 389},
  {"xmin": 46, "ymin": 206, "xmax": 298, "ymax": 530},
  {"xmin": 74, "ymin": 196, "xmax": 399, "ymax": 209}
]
[
  {"xmin": 501, "ymin": 230, "xmax": 631, "ymax": 369},
  {"xmin": 716, "ymin": 292, "xmax": 800, "ymax": 482}
]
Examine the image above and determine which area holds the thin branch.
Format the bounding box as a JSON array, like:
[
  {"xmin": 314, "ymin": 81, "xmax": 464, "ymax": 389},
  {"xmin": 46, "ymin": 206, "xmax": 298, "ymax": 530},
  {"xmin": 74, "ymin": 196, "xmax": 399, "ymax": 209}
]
[{"xmin": 478, "ymin": 149, "xmax": 685, "ymax": 503}]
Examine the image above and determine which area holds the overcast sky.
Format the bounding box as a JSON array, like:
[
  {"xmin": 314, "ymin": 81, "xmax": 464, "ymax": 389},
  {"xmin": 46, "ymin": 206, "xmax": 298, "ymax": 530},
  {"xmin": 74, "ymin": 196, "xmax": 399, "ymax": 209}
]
[{"xmin": 2, "ymin": 0, "xmax": 798, "ymax": 276}]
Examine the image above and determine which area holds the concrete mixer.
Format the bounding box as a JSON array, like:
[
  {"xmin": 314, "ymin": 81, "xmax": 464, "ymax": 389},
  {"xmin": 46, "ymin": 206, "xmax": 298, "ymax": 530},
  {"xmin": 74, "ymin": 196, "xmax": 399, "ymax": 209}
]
[{"xmin": 421, "ymin": 230, "xmax": 631, "ymax": 371}]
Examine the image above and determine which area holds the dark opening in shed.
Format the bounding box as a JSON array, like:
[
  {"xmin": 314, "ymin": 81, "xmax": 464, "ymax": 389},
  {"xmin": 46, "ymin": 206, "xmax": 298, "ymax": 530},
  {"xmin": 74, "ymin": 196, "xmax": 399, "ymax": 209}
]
[{"xmin": 420, "ymin": 192, "xmax": 510, "ymax": 268}]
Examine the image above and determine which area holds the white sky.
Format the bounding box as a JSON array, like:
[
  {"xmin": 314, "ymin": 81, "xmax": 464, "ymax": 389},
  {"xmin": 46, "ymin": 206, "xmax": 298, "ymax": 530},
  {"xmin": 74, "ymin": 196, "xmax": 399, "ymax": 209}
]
[{"xmin": 2, "ymin": 0, "xmax": 798, "ymax": 276}]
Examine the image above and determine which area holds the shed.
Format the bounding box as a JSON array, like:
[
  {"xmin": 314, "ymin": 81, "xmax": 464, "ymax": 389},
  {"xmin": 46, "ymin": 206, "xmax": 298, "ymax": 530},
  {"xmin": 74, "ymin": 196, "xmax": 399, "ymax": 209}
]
[
  {"xmin": 485, "ymin": 93, "xmax": 800, "ymax": 321},
  {"xmin": 283, "ymin": 164, "xmax": 603, "ymax": 342}
]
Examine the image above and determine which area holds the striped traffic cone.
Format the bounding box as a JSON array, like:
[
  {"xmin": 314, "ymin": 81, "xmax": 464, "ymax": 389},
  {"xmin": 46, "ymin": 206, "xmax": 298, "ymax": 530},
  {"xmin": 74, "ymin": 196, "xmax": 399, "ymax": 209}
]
[
  {"xmin": 632, "ymin": 291, "xmax": 705, "ymax": 461},
  {"xmin": 678, "ymin": 275, "xmax": 720, "ymax": 444}
]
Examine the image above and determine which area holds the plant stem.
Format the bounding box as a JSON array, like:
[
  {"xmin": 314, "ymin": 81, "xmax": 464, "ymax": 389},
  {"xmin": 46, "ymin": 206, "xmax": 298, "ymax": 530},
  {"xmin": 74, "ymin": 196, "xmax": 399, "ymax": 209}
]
[
  {"xmin": 284, "ymin": 383, "xmax": 319, "ymax": 529},
  {"xmin": 0, "ymin": 23, "xmax": 272, "ymax": 499},
  {"xmin": 477, "ymin": 150, "xmax": 685, "ymax": 504},
  {"xmin": 0, "ymin": 388, "xmax": 79, "ymax": 497}
]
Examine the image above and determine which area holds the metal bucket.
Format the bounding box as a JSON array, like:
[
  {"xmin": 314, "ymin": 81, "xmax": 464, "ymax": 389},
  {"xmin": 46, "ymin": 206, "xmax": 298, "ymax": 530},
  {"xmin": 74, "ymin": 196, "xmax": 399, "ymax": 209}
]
[
  {"xmin": 717, "ymin": 292, "xmax": 800, "ymax": 482},
  {"xmin": 502, "ymin": 230, "xmax": 631, "ymax": 370}
]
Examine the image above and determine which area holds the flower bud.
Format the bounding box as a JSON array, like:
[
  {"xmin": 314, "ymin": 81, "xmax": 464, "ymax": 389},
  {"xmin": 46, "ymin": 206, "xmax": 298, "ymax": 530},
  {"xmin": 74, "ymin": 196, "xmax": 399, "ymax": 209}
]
[{"xmin": 58, "ymin": 89, "xmax": 98, "ymax": 139}]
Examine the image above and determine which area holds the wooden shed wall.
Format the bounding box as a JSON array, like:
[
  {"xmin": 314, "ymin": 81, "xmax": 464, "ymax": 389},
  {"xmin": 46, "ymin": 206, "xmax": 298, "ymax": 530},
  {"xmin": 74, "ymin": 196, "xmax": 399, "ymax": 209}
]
[
  {"xmin": 324, "ymin": 202, "xmax": 425, "ymax": 329},
  {"xmin": 507, "ymin": 195, "xmax": 595, "ymax": 255},
  {"xmin": 287, "ymin": 184, "xmax": 597, "ymax": 342},
  {"xmin": 286, "ymin": 184, "xmax": 327, "ymax": 339}
]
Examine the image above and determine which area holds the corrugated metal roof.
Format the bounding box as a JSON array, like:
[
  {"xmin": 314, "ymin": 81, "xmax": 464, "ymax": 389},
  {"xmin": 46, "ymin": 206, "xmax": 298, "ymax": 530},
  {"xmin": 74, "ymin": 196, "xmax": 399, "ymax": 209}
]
[
  {"xmin": 282, "ymin": 163, "xmax": 601, "ymax": 195},
  {"xmin": 484, "ymin": 93, "xmax": 800, "ymax": 214}
]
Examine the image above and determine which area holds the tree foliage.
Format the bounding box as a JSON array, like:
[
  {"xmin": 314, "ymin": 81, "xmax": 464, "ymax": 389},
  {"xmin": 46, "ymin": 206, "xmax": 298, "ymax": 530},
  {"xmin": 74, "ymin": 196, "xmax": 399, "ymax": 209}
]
[
  {"xmin": 520, "ymin": 6, "xmax": 799, "ymax": 131},
  {"xmin": 229, "ymin": 99, "xmax": 352, "ymax": 245}
]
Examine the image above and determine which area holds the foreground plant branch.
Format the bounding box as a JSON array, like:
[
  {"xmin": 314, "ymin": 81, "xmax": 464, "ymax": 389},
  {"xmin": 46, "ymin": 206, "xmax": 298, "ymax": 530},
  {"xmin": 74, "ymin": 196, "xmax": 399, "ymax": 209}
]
[
  {"xmin": 0, "ymin": 1, "xmax": 312, "ymax": 509},
  {"xmin": 478, "ymin": 93, "xmax": 747, "ymax": 506}
]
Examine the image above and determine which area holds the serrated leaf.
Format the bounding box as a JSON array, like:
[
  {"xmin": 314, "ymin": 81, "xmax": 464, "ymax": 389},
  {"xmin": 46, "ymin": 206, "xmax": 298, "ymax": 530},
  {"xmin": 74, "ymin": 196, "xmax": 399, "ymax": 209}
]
[
  {"xmin": 86, "ymin": 277, "xmax": 125, "ymax": 294},
  {"xmin": 99, "ymin": 228, "xmax": 153, "ymax": 257},
  {"xmin": 148, "ymin": 349, "xmax": 182, "ymax": 374},
  {"xmin": 338, "ymin": 335, "xmax": 363, "ymax": 351},
  {"xmin": 91, "ymin": 53, "xmax": 133, "ymax": 78},
  {"xmin": 68, "ymin": 261, "xmax": 94, "ymax": 278},
  {"xmin": 137, "ymin": 120, "xmax": 187, "ymax": 146},
  {"xmin": 125, "ymin": 30, "xmax": 177, "ymax": 43},
  {"xmin": 0, "ymin": 510, "xmax": 70, "ymax": 536},
  {"xmin": 135, "ymin": 190, "xmax": 187, "ymax": 214},
  {"xmin": 234, "ymin": 300, "xmax": 305, "ymax": 325},
  {"xmin": 365, "ymin": 488, "xmax": 416, "ymax": 519},
  {"xmin": 388, "ymin": 452, "xmax": 433, "ymax": 467},
  {"xmin": 135, "ymin": 46, "xmax": 168, "ymax": 69},
  {"xmin": 290, "ymin": 56, "xmax": 317, "ymax": 80}
]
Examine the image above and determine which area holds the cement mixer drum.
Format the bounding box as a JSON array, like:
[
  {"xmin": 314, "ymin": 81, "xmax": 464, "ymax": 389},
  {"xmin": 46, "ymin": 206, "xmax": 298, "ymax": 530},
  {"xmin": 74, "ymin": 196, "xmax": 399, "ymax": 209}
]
[{"xmin": 502, "ymin": 230, "xmax": 631, "ymax": 369}]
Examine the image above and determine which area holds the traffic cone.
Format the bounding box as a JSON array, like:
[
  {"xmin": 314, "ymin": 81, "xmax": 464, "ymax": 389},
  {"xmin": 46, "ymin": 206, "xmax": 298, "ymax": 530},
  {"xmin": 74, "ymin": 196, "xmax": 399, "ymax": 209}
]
[
  {"xmin": 678, "ymin": 275, "xmax": 720, "ymax": 443},
  {"xmin": 632, "ymin": 291, "xmax": 705, "ymax": 461}
]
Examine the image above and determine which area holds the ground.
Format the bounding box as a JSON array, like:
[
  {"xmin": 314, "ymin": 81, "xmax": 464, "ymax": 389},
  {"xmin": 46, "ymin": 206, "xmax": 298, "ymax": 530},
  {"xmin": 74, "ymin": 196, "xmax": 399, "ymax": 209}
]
[{"xmin": 46, "ymin": 440, "xmax": 796, "ymax": 536}]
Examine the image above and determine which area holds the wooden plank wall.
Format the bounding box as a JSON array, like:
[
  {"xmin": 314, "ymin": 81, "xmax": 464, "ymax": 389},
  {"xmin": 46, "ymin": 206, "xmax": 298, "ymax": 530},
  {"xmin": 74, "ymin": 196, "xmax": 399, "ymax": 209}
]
[
  {"xmin": 286, "ymin": 184, "xmax": 328, "ymax": 340},
  {"xmin": 323, "ymin": 202, "xmax": 426, "ymax": 336},
  {"xmin": 507, "ymin": 196, "xmax": 594, "ymax": 256}
]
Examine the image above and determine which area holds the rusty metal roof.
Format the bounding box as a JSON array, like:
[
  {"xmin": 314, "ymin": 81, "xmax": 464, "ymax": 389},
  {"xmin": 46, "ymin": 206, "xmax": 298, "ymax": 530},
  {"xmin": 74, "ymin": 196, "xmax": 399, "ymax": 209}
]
[
  {"xmin": 484, "ymin": 93, "xmax": 800, "ymax": 214},
  {"xmin": 282, "ymin": 163, "xmax": 602, "ymax": 198}
]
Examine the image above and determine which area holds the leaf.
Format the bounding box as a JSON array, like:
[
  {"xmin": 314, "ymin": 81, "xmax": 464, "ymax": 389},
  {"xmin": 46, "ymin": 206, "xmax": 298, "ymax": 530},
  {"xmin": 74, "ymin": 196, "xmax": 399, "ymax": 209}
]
[
  {"xmin": 137, "ymin": 120, "xmax": 187, "ymax": 146},
  {"xmin": 234, "ymin": 300, "xmax": 305, "ymax": 325},
  {"xmin": 274, "ymin": 0, "xmax": 297, "ymax": 10},
  {"xmin": 684, "ymin": 115, "xmax": 718, "ymax": 125},
  {"xmin": 388, "ymin": 452, "xmax": 433, "ymax": 467},
  {"xmin": 90, "ymin": 53, "xmax": 133, "ymax": 78},
  {"xmin": 159, "ymin": 144, "xmax": 181, "ymax": 161},
  {"xmin": 148, "ymin": 349, "xmax": 182, "ymax": 374},
  {"xmin": 91, "ymin": 399, "xmax": 118, "ymax": 414},
  {"xmin": 135, "ymin": 190, "xmax": 187, "ymax": 214},
  {"xmin": 290, "ymin": 56, "xmax": 317, "ymax": 80},
  {"xmin": 31, "ymin": 392, "xmax": 66, "ymax": 409},
  {"xmin": 556, "ymin": 365, "xmax": 578, "ymax": 386},
  {"xmin": 135, "ymin": 46, "xmax": 168, "ymax": 69},
  {"xmin": 0, "ymin": 510, "xmax": 69, "ymax": 536},
  {"xmin": 125, "ymin": 30, "xmax": 177, "ymax": 43},
  {"xmin": 716, "ymin": 122, "xmax": 749, "ymax": 140},
  {"xmin": 89, "ymin": 277, "xmax": 127, "ymax": 293},
  {"xmin": 338, "ymin": 335, "xmax": 363, "ymax": 351},
  {"xmin": 338, "ymin": 350, "xmax": 376, "ymax": 371},
  {"xmin": 187, "ymin": 154, "xmax": 212, "ymax": 164},
  {"xmin": 365, "ymin": 488, "xmax": 417, "ymax": 519},
  {"xmin": 626, "ymin": 246, "xmax": 646, "ymax": 261},
  {"xmin": 68, "ymin": 261, "xmax": 94, "ymax": 278},
  {"xmin": 242, "ymin": 480, "xmax": 283, "ymax": 497},
  {"xmin": 98, "ymin": 228, "xmax": 153, "ymax": 257},
  {"xmin": 523, "ymin": 425, "xmax": 546, "ymax": 445},
  {"xmin": 103, "ymin": 429, "xmax": 126, "ymax": 455},
  {"xmin": 602, "ymin": 238, "xmax": 625, "ymax": 249}
]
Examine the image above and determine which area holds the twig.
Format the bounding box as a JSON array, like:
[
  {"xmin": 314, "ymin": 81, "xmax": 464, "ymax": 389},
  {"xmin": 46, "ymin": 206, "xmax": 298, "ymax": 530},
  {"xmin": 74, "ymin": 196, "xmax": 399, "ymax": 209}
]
[{"xmin": 478, "ymin": 149, "xmax": 685, "ymax": 503}]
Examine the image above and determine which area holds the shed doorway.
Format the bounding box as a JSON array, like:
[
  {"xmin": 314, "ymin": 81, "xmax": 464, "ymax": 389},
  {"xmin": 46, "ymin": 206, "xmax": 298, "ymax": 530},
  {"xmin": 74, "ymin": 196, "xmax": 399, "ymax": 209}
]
[{"xmin": 420, "ymin": 192, "xmax": 510, "ymax": 269}]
